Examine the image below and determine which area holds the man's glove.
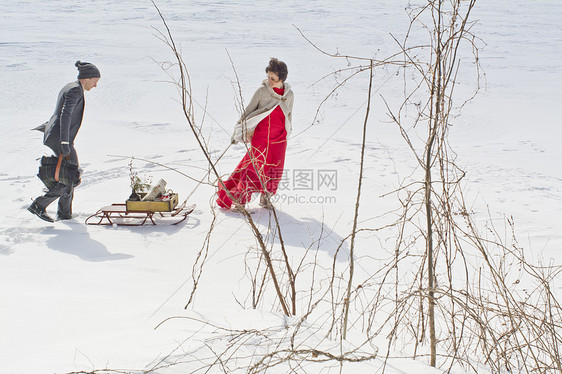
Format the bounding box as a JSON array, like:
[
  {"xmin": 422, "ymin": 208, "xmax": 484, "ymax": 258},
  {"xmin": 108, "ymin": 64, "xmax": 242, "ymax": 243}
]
[{"xmin": 61, "ymin": 142, "xmax": 71, "ymax": 157}]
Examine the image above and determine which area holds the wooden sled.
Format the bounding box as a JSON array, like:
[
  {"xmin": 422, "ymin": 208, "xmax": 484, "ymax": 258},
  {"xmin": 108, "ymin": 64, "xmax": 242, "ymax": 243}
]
[{"xmin": 85, "ymin": 201, "xmax": 196, "ymax": 226}]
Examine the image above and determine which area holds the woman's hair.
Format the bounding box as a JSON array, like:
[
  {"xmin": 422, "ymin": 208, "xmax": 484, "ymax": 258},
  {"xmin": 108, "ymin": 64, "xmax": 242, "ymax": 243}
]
[{"xmin": 265, "ymin": 58, "xmax": 288, "ymax": 82}]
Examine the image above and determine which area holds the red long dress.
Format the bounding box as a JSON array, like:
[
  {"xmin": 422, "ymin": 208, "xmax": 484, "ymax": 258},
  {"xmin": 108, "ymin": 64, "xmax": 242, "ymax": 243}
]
[{"xmin": 217, "ymin": 87, "xmax": 287, "ymax": 209}]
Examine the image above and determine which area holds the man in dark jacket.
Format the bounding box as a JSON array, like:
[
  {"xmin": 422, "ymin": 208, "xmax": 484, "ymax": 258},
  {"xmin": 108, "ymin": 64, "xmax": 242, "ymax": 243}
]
[{"xmin": 28, "ymin": 61, "xmax": 101, "ymax": 222}]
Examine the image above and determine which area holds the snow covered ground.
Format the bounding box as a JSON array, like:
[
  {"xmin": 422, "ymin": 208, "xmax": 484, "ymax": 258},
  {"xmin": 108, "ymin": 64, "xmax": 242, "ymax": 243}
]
[{"xmin": 1, "ymin": 0, "xmax": 561, "ymax": 373}]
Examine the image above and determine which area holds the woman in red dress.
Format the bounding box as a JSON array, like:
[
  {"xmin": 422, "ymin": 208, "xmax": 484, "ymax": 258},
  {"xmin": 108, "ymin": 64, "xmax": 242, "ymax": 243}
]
[{"xmin": 217, "ymin": 58, "xmax": 294, "ymax": 210}]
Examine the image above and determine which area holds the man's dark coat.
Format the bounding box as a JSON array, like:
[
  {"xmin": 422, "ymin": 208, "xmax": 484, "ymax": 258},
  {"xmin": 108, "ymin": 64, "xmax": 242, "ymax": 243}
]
[{"xmin": 35, "ymin": 81, "xmax": 84, "ymax": 161}]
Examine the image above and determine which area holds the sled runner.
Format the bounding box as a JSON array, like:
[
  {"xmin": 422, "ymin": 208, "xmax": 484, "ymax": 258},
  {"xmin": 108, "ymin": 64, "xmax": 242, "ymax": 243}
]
[{"xmin": 85, "ymin": 200, "xmax": 196, "ymax": 226}]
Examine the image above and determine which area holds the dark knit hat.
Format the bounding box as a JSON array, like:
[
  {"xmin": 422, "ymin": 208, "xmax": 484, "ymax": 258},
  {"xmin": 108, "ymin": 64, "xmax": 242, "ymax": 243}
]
[{"xmin": 75, "ymin": 60, "xmax": 101, "ymax": 79}]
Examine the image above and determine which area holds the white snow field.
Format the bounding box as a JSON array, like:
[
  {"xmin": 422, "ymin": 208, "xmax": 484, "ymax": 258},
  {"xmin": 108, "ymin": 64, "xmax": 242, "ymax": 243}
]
[{"xmin": 1, "ymin": 0, "xmax": 561, "ymax": 373}]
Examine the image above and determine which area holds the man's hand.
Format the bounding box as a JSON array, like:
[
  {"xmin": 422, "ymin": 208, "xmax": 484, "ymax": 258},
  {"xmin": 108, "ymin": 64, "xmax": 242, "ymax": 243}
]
[{"xmin": 61, "ymin": 142, "xmax": 71, "ymax": 160}]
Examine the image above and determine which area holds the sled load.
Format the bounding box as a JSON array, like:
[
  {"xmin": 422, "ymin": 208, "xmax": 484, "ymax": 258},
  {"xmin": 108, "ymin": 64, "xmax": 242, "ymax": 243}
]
[{"xmin": 86, "ymin": 179, "xmax": 195, "ymax": 226}]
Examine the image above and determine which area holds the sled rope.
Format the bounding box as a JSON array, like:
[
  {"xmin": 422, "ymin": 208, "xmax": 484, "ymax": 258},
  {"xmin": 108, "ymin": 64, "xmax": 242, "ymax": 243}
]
[
  {"xmin": 182, "ymin": 143, "xmax": 232, "ymax": 204},
  {"xmin": 109, "ymin": 143, "xmax": 232, "ymax": 206}
]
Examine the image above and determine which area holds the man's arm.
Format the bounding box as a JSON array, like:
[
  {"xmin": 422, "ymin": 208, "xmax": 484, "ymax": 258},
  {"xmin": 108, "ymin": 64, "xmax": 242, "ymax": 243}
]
[{"xmin": 59, "ymin": 86, "xmax": 82, "ymax": 155}]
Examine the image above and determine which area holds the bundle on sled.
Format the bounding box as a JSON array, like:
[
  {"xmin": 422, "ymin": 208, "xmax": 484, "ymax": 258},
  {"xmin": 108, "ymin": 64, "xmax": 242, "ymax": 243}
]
[{"xmin": 86, "ymin": 179, "xmax": 195, "ymax": 226}]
